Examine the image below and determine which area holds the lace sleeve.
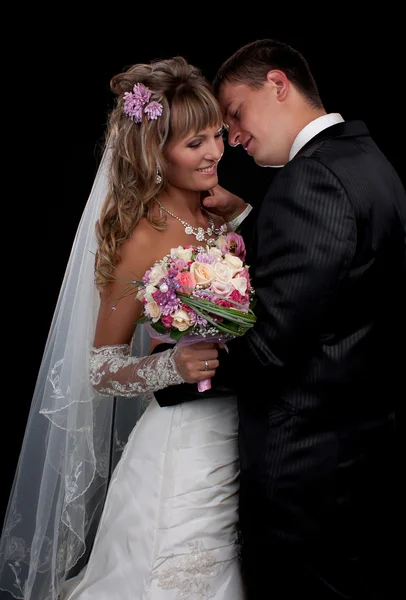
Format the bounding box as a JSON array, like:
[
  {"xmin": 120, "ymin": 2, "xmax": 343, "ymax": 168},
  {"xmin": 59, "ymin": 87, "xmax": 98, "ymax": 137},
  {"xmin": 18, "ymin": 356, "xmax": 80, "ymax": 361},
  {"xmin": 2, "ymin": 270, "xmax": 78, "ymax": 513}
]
[{"xmin": 89, "ymin": 344, "xmax": 185, "ymax": 397}]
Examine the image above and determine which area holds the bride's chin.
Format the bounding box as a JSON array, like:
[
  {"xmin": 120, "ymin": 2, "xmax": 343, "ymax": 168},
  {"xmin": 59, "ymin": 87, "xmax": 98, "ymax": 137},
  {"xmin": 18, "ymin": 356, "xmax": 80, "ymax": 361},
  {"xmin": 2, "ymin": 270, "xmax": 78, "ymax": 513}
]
[{"xmin": 201, "ymin": 177, "xmax": 218, "ymax": 191}]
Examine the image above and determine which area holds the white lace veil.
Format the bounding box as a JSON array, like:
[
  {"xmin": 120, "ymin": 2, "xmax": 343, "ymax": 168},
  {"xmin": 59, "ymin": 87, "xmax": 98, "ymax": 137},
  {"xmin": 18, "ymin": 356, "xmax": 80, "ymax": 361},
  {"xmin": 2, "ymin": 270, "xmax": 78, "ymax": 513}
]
[{"xmin": 0, "ymin": 144, "xmax": 150, "ymax": 600}]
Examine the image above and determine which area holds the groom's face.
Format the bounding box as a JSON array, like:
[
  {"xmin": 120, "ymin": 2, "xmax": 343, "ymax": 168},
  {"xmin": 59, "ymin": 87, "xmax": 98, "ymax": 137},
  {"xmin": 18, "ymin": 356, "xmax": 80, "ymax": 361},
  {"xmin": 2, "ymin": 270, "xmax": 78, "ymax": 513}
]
[{"xmin": 218, "ymin": 80, "xmax": 290, "ymax": 166}]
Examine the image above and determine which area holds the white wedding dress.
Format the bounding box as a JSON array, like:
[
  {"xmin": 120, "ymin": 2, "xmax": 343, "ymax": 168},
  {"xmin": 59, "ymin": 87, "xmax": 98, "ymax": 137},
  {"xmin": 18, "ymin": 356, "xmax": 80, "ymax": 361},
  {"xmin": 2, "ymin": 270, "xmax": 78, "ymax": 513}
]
[{"xmin": 60, "ymin": 390, "xmax": 244, "ymax": 600}]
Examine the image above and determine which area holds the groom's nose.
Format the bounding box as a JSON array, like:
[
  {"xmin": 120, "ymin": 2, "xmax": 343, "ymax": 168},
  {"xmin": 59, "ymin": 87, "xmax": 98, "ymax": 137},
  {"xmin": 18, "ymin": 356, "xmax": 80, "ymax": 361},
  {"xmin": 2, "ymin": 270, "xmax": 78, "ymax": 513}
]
[{"xmin": 227, "ymin": 126, "xmax": 240, "ymax": 148}]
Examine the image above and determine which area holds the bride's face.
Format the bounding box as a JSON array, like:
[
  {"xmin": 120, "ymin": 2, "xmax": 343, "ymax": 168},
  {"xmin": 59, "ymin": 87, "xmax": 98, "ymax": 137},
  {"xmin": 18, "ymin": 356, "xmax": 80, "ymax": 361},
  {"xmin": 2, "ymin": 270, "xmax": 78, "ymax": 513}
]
[{"xmin": 163, "ymin": 125, "xmax": 224, "ymax": 192}]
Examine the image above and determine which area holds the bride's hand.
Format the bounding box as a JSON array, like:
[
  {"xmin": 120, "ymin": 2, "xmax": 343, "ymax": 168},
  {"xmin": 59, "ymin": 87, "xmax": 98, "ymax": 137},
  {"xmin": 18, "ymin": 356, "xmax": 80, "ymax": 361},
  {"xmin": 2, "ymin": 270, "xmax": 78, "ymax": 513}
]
[
  {"xmin": 174, "ymin": 342, "xmax": 219, "ymax": 383},
  {"xmin": 201, "ymin": 185, "xmax": 247, "ymax": 222}
]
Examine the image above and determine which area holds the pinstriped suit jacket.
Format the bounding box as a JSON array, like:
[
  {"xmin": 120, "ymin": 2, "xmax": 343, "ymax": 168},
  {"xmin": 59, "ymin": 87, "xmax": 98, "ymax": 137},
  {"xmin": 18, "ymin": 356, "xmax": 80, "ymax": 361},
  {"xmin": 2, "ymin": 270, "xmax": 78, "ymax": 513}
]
[
  {"xmin": 237, "ymin": 120, "xmax": 406, "ymax": 410},
  {"xmin": 229, "ymin": 120, "xmax": 405, "ymax": 580}
]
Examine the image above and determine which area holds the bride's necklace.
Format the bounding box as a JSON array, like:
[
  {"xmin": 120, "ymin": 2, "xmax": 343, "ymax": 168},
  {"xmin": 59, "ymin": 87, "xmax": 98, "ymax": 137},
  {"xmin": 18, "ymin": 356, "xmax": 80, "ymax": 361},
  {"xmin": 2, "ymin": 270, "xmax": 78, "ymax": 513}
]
[{"xmin": 156, "ymin": 199, "xmax": 226, "ymax": 246}]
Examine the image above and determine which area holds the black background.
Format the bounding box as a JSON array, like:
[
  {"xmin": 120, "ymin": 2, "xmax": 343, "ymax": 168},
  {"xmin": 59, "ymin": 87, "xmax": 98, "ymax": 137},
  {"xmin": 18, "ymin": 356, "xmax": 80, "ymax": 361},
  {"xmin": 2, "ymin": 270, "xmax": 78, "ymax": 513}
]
[{"xmin": 3, "ymin": 20, "xmax": 404, "ymax": 527}]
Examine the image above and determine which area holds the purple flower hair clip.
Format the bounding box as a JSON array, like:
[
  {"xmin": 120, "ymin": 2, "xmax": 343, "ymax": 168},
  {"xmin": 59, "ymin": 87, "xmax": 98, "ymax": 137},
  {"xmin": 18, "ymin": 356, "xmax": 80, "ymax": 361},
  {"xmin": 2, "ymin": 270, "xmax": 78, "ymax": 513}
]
[{"xmin": 123, "ymin": 83, "xmax": 163, "ymax": 123}]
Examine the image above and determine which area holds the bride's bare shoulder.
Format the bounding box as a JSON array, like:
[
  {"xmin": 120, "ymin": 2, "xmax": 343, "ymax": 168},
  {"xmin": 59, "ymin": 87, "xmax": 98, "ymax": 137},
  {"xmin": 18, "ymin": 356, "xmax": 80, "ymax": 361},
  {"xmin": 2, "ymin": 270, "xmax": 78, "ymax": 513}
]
[
  {"xmin": 115, "ymin": 218, "xmax": 162, "ymax": 275},
  {"xmin": 126, "ymin": 216, "xmax": 162, "ymax": 249}
]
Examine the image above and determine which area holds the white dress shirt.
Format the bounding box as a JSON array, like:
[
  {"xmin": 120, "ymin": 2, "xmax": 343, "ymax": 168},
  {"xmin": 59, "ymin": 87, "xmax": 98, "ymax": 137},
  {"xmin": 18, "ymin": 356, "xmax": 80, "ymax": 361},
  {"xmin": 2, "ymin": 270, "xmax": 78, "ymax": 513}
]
[{"xmin": 288, "ymin": 113, "xmax": 344, "ymax": 160}]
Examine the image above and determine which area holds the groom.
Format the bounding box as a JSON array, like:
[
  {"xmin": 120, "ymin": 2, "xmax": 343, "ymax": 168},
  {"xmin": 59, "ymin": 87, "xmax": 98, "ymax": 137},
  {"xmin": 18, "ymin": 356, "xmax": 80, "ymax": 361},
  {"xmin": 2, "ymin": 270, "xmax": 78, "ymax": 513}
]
[{"xmin": 156, "ymin": 39, "xmax": 406, "ymax": 598}]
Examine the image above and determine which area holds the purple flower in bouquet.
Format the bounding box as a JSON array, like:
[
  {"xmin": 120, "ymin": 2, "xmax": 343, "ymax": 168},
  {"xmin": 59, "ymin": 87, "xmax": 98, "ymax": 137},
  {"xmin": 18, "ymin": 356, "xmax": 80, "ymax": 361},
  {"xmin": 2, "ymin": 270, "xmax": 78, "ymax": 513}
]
[
  {"xmin": 160, "ymin": 299, "xmax": 182, "ymax": 316},
  {"xmin": 142, "ymin": 269, "xmax": 151, "ymax": 285},
  {"xmin": 152, "ymin": 279, "xmax": 180, "ymax": 307},
  {"xmin": 189, "ymin": 311, "xmax": 208, "ymax": 327},
  {"xmin": 193, "ymin": 289, "xmax": 213, "ymax": 301},
  {"xmin": 195, "ymin": 252, "xmax": 219, "ymax": 265},
  {"xmin": 221, "ymin": 232, "xmax": 246, "ymax": 261},
  {"xmin": 168, "ymin": 258, "xmax": 188, "ymax": 277}
]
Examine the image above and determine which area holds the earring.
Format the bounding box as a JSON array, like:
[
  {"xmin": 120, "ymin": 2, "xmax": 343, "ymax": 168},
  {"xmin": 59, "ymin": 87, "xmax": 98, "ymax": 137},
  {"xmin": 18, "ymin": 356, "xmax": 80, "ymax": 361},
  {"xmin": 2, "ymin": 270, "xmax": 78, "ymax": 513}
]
[{"xmin": 156, "ymin": 166, "xmax": 162, "ymax": 184}]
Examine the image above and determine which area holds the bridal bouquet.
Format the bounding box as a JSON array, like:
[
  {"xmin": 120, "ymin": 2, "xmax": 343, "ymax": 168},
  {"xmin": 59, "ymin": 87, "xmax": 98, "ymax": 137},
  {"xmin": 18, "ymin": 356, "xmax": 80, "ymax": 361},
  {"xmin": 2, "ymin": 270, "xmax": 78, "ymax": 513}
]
[{"xmin": 133, "ymin": 232, "xmax": 256, "ymax": 390}]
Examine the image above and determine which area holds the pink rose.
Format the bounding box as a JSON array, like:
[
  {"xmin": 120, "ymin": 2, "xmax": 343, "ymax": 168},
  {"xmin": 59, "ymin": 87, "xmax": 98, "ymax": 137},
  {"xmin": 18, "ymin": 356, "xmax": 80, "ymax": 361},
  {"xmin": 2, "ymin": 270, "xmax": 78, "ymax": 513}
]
[
  {"xmin": 210, "ymin": 281, "xmax": 233, "ymax": 297},
  {"xmin": 213, "ymin": 298, "xmax": 233, "ymax": 308},
  {"xmin": 175, "ymin": 271, "xmax": 196, "ymax": 293},
  {"xmin": 238, "ymin": 267, "xmax": 252, "ymax": 289},
  {"xmin": 229, "ymin": 289, "xmax": 249, "ymax": 310},
  {"xmin": 221, "ymin": 232, "xmax": 246, "ymax": 261},
  {"xmin": 162, "ymin": 315, "xmax": 174, "ymax": 328}
]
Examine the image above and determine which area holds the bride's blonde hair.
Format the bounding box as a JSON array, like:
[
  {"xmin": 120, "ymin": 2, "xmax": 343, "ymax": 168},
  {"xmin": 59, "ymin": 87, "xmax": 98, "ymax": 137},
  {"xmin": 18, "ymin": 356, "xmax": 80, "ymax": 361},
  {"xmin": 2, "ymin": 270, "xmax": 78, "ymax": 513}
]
[{"xmin": 95, "ymin": 56, "xmax": 223, "ymax": 288}]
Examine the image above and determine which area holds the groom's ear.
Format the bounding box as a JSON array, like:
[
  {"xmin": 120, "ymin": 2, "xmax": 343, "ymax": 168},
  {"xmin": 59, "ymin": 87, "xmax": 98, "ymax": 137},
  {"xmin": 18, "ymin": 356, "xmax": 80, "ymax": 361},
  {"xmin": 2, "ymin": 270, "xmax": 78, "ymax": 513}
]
[{"xmin": 266, "ymin": 70, "xmax": 289, "ymax": 101}]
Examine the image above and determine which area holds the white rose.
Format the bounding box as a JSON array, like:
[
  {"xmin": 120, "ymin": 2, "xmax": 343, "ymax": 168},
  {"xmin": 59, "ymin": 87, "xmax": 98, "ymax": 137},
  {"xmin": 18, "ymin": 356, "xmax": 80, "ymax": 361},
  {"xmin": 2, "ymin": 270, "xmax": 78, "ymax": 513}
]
[
  {"xmin": 170, "ymin": 246, "xmax": 193, "ymax": 261},
  {"xmin": 207, "ymin": 247, "xmax": 223, "ymax": 260},
  {"xmin": 190, "ymin": 262, "xmax": 214, "ymax": 287},
  {"xmin": 223, "ymin": 254, "xmax": 244, "ymax": 276},
  {"xmin": 144, "ymin": 284, "xmax": 158, "ymax": 302},
  {"xmin": 172, "ymin": 309, "xmax": 192, "ymax": 331},
  {"xmin": 214, "ymin": 235, "xmax": 227, "ymax": 251},
  {"xmin": 148, "ymin": 263, "xmax": 167, "ymax": 286},
  {"xmin": 213, "ymin": 262, "xmax": 233, "ymax": 284},
  {"xmin": 145, "ymin": 299, "xmax": 161, "ymax": 322},
  {"xmin": 231, "ymin": 276, "xmax": 248, "ymax": 295}
]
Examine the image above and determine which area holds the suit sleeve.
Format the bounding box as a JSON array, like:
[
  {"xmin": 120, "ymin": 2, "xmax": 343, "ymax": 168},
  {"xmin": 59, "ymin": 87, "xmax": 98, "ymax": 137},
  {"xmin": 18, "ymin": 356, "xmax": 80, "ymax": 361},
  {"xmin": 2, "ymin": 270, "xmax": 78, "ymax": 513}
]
[{"xmin": 227, "ymin": 157, "xmax": 356, "ymax": 383}]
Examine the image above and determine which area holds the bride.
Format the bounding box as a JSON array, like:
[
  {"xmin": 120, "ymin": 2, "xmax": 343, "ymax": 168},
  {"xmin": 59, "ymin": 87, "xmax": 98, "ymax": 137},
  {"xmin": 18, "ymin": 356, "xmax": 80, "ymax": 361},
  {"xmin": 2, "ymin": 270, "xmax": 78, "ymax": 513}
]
[{"xmin": 0, "ymin": 57, "xmax": 249, "ymax": 599}]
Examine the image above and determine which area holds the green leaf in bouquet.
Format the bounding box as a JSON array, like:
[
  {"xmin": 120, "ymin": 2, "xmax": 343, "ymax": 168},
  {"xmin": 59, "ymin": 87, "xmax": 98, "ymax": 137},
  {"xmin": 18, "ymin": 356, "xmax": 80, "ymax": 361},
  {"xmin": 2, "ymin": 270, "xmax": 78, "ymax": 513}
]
[
  {"xmin": 185, "ymin": 302, "xmax": 248, "ymax": 337},
  {"xmin": 218, "ymin": 320, "xmax": 249, "ymax": 335},
  {"xmin": 169, "ymin": 329, "xmax": 189, "ymax": 342},
  {"xmin": 179, "ymin": 295, "xmax": 256, "ymax": 328},
  {"xmin": 219, "ymin": 306, "xmax": 256, "ymax": 321},
  {"xmin": 189, "ymin": 305, "xmax": 254, "ymax": 329},
  {"xmin": 150, "ymin": 321, "xmax": 169, "ymax": 335},
  {"xmin": 187, "ymin": 289, "xmax": 253, "ymax": 313}
]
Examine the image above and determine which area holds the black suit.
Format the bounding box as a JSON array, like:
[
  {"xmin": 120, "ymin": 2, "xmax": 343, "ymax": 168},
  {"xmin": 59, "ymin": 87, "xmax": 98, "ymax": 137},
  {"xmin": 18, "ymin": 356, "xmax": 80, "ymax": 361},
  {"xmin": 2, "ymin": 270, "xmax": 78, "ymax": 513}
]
[{"xmin": 155, "ymin": 121, "xmax": 406, "ymax": 598}]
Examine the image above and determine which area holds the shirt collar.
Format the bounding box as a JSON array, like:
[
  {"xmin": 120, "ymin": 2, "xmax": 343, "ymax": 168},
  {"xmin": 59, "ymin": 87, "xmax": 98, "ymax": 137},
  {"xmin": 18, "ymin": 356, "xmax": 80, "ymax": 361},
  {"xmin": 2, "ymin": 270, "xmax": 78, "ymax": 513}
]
[{"xmin": 289, "ymin": 113, "xmax": 345, "ymax": 161}]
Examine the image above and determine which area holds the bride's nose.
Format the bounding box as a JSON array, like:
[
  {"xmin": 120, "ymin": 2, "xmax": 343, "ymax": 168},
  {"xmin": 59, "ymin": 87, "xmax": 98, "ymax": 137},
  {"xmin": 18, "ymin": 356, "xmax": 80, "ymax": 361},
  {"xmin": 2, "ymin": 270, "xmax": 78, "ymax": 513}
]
[{"xmin": 205, "ymin": 140, "xmax": 224, "ymax": 162}]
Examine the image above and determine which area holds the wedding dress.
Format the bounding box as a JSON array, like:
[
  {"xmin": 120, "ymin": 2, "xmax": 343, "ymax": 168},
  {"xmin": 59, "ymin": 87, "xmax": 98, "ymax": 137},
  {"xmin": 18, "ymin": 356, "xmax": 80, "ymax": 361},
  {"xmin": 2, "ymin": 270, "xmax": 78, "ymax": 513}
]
[
  {"xmin": 0, "ymin": 141, "xmax": 248, "ymax": 599},
  {"xmin": 60, "ymin": 342, "xmax": 244, "ymax": 600}
]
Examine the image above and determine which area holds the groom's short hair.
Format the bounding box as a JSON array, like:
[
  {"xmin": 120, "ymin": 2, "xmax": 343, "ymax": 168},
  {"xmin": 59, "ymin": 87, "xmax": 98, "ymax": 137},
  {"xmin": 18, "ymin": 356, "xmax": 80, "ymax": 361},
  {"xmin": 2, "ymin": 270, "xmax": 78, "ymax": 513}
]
[{"xmin": 213, "ymin": 39, "xmax": 323, "ymax": 109}]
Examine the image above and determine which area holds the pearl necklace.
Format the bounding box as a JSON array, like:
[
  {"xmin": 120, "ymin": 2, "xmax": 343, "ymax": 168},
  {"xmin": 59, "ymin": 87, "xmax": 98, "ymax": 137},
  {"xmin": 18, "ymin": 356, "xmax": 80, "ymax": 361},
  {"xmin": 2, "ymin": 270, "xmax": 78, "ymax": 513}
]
[{"xmin": 157, "ymin": 199, "xmax": 226, "ymax": 246}]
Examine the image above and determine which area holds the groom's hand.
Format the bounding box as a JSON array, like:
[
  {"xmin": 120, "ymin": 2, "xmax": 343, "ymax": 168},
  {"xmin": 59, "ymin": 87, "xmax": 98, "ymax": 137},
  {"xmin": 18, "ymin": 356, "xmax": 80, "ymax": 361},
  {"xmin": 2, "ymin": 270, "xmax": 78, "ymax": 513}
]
[
  {"xmin": 201, "ymin": 185, "xmax": 247, "ymax": 222},
  {"xmin": 174, "ymin": 342, "xmax": 219, "ymax": 383}
]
